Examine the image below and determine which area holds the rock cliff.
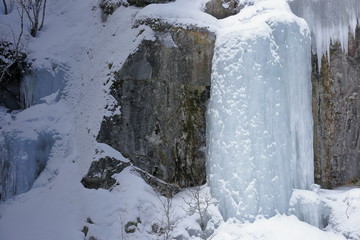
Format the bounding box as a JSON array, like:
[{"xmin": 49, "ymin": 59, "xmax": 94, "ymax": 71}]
[
  {"xmin": 97, "ymin": 24, "xmax": 215, "ymax": 188},
  {"xmin": 94, "ymin": 2, "xmax": 360, "ymax": 192},
  {"xmin": 312, "ymin": 27, "xmax": 360, "ymax": 188}
]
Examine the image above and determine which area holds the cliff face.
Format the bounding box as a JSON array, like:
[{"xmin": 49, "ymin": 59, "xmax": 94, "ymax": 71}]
[
  {"xmin": 97, "ymin": 26, "xmax": 215, "ymax": 188},
  {"xmin": 94, "ymin": 3, "xmax": 360, "ymax": 191},
  {"xmin": 312, "ymin": 27, "xmax": 360, "ymax": 188}
]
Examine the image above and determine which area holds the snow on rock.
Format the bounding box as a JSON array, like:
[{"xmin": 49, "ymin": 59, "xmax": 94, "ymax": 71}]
[
  {"xmin": 207, "ymin": 0, "xmax": 313, "ymax": 221},
  {"xmin": 135, "ymin": 0, "xmax": 218, "ymax": 30}
]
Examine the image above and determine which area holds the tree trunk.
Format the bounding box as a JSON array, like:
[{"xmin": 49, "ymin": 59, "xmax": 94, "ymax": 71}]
[{"xmin": 2, "ymin": 0, "xmax": 8, "ymax": 14}]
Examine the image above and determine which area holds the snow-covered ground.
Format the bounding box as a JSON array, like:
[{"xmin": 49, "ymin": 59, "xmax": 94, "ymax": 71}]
[{"xmin": 0, "ymin": 0, "xmax": 359, "ymax": 239}]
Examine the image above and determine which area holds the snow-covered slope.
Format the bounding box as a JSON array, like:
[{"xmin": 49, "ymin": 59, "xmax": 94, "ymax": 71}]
[{"xmin": 0, "ymin": 0, "xmax": 156, "ymax": 239}]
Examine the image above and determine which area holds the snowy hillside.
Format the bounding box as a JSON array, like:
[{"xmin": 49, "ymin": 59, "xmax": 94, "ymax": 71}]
[{"xmin": 0, "ymin": 0, "xmax": 360, "ymax": 240}]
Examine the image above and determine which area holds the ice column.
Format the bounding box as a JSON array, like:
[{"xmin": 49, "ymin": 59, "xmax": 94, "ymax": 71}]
[
  {"xmin": 21, "ymin": 66, "xmax": 65, "ymax": 108},
  {"xmin": 0, "ymin": 132, "xmax": 55, "ymax": 200},
  {"xmin": 0, "ymin": 66, "xmax": 64, "ymax": 201},
  {"xmin": 207, "ymin": 2, "xmax": 313, "ymax": 221}
]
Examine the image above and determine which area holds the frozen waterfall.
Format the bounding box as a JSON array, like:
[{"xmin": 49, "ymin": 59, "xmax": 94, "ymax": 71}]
[
  {"xmin": 0, "ymin": 66, "xmax": 65, "ymax": 201},
  {"xmin": 207, "ymin": 1, "xmax": 313, "ymax": 221},
  {"xmin": 0, "ymin": 132, "xmax": 55, "ymax": 200},
  {"xmin": 21, "ymin": 67, "xmax": 66, "ymax": 108}
]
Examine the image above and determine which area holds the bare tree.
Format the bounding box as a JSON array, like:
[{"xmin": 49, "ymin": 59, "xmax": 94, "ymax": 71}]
[
  {"xmin": 1, "ymin": 0, "xmax": 15, "ymax": 14},
  {"xmin": 157, "ymin": 195, "xmax": 179, "ymax": 240},
  {"xmin": 0, "ymin": 6, "xmax": 26, "ymax": 84},
  {"xmin": 182, "ymin": 187, "xmax": 217, "ymax": 238},
  {"xmin": 0, "ymin": 6, "xmax": 29, "ymax": 109},
  {"xmin": 17, "ymin": 0, "xmax": 47, "ymax": 37},
  {"xmin": 2, "ymin": 0, "xmax": 8, "ymax": 14}
]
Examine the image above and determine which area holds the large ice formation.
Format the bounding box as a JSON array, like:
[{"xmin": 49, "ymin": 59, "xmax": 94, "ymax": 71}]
[
  {"xmin": 0, "ymin": 67, "xmax": 65, "ymax": 201},
  {"xmin": 21, "ymin": 66, "xmax": 66, "ymax": 108},
  {"xmin": 0, "ymin": 132, "xmax": 56, "ymax": 200},
  {"xmin": 289, "ymin": 188, "xmax": 331, "ymax": 229},
  {"xmin": 207, "ymin": 0, "xmax": 313, "ymax": 221},
  {"xmin": 289, "ymin": 0, "xmax": 360, "ymax": 67}
]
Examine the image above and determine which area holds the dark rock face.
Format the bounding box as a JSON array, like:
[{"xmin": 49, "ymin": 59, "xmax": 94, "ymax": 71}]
[
  {"xmin": 312, "ymin": 27, "xmax": 360, "ymax": 188},
  {"xmin": 204, "ymin": 0, "xmax": 244, "ymax": 19},
  {"xmin": 81, "ymin": 157, "xmax": 130, "ymax": 189},
  {"xmin": 127, "ymin": 0, "xmax": 174, "ymax": 7},
  {"xmin": 0, "ymin": 41, "xmax": 28, "ymax": 110},
  {"xmin": 97, "ymin": 26, "xmax": 215, "ymax": 188}
]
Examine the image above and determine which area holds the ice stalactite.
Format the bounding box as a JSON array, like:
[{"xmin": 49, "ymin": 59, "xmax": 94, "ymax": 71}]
[
  {"xmin": 207, "ymin": 0, "xmax": 313, "ymax": 221},
  {"xmin": 21, "ymin": 66, "xmax": 66, "ymax": 108},
  {"xmin": 289, "ymin": 0, "xmax": 360, "ymax": 67}
]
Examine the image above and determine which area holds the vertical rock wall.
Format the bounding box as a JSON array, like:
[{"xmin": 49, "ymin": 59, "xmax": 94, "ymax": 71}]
[
  {"xmin": 97, "ymin": 26, "xmax": 215, "ymax": 188},
  {"xmin": 95, "ymin": 4, "xmax": 360, "ymax": 191},
  {"xmin": 312, "ymin": 27, "xmax": 360, "ymax": 188}
]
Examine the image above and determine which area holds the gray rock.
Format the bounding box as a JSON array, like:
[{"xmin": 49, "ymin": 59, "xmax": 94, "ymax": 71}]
[
  {"xmin": 136, "ymin": 167, "xmax": 180, "ymax": 197},
  {"xmin": 81, "ymin": 157, "xmax": 130, "ymax": 189},
  {"xmin": 0, "ymin": 40, "xmax": 29, "ymax": 110},
  {"xmin": 127, "ymin": 0, "xmax": 174, "ymax": 7},
  {"xmin": 99, "ymin": 0, "xmax": 125, "ymax": 16},
  {"xmin": 124, "ymin": 218, "xmax": 141, "ymax": 233},
  {"xmin": 312, "ymin": 27, "xmax": 360, "ymax": 188},
  {"xmin": 97, "ymin": 24, "xmax": 215, "ymax": 189},
  {"xmin": 204, "ymin": 0, "xmax": 245, "ymax": 19}
]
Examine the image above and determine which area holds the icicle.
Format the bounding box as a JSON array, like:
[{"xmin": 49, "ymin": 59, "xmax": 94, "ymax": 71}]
[{"xmin": 289, "ymin": 0, "xmax": 360, "ymax": 69}]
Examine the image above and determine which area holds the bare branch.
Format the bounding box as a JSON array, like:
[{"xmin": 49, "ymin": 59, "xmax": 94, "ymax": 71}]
[
  {"xmin": 2, "ymin": 0, "xmax": 8, "ymax": 14},
  {"xmin": 0, "ymin": 61, "xmax": 15, "ymax": 83},
  {"xmin": 16, "ymin": 0, "xmax": 46, "ymax": 37},
  {"xmin": 38, "ymin": 0, "xmax": 46, "ymax": 31},
  {"xmin": 182, "ymin": 187, "xmax": 217, "ymax": 238},
  {"xmin": 15, "ymin": 6, "xmax": 24, "ymax": 51},
  {"xmin": 157, "ymin": 194, "xmax": 179, "ymax": 240}
]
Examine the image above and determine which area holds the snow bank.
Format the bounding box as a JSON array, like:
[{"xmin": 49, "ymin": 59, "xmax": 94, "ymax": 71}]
[{"xmin": 211, "ymin": 215, "xmax": 346, "ymax": 240}]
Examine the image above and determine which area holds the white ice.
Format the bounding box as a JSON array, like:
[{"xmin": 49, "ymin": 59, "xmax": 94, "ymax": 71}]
[
  {"xmin": 289, "ymin": 0, "xmax": 360, "ymax": 67},
  {"xmin": 207, "ymin": 0, "xmax": 313, "ymax": 221},
  {"xmin": 21, "ymin": 66, "xmax": 66, "ymax": 108}
]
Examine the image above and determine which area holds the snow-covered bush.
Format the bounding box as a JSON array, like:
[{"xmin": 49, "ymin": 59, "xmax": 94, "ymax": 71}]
[
  {"xmin": 0, "ymin": 40, "xmax": 27, "ymax": 83},
  {"xmin": 99, "ymin": 0, "xmax": 126, "ymax": 16}
]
